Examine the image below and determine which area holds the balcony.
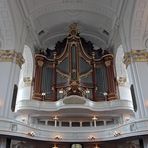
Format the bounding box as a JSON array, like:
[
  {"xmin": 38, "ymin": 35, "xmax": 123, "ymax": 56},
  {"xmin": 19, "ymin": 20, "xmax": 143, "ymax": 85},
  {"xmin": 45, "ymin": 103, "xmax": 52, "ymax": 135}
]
[
  {"xmin": 16, "ymin": 95, "xmax": 134, "ymax": 116},
  {"xmin": 0, "ymin": 117, "xmax": 148, "ymax": 142}
]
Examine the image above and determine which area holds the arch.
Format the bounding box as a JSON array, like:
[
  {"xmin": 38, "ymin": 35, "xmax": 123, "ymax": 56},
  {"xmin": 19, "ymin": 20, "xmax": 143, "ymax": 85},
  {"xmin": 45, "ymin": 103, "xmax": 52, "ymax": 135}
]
[
  {"xmin": 17, "ymin": 45, "xmax": 33, "ymax": 101},
  {"xmin": 71, "ymin": 144, "xmax": 82, "ymax": 148},
  {"xmin": 115, "ymin": 45, "xmax": 128, "ymax": 82},
  {"xmin": 115, "ymin": 45, "xmax": 133, "ymax": 104}
]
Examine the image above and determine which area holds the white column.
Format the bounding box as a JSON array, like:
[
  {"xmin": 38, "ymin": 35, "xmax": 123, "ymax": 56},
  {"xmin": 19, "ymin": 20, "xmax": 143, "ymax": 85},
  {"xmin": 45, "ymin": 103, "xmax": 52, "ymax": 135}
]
[
  {"xmin": 128, "ymin": 62, "xmax": 148, "ymax": 118},
  {"xmin": 90, "ymin": 122, "xmax": 93, "ymax": 127},
  {"xmin": 54, "ymin": 120, "xmax": 57, "ymax": 127},
  {"xmin": 104, "ymin": 120, "xmax": 106, "ymax": 126},
  {"xmin": 59, "ymin": 121, "xmax": 62, "ymax": 127},
  {"xmin": 0, "ymin": 60, "xmax": 22, "ymax": 118},
  {"xmin": 92, "ymin": 116, "xmax": 97, "ymax": 127},
  {"xmin": 80, "ymin": 121, "xmax": 82, "ymax": 127},
  {"xmin": 54, "ymin": 116, "xmax": 58, "ymax": 127},
  {"xmin": 45, "ymin": 120, "xmax": 48, "ymax": 125},
  {"xmin": 69, "ymin": 121, "xmax": 72, "ymax": 127}
]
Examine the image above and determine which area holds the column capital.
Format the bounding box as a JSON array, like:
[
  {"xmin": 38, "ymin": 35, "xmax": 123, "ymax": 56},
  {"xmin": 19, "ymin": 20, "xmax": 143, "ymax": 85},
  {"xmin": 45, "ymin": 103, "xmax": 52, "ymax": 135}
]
[
  {"xmin": 0, "ymin": 50, "xmax": 25, "ymax": 68},
  {"xmin": 123, "ymin": 49, "xmax": 148, "ymax": 67}
]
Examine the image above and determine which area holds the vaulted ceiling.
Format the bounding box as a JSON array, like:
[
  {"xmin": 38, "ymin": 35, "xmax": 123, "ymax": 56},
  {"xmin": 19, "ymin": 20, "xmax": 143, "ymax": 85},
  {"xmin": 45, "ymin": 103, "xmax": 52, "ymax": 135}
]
[{"xmin": 20, "ymin": 0, "xmax": 124, "ymax": 49}]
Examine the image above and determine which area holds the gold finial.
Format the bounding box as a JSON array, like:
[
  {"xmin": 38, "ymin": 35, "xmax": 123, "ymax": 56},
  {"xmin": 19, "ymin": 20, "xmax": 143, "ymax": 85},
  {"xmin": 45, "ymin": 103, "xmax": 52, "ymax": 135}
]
[{"xmin": 69, "ymin": 23, "xmax": 79, "ymax": 36}]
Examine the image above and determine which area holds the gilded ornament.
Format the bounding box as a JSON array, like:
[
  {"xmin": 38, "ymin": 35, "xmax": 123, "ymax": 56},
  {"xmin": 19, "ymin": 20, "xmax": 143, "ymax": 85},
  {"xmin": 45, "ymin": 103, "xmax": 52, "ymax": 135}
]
[
  {"xmin": 123, "ymin": 49, "xmax": 148, "ymax": 67},
  {"xmin": 37, "ymin": 60, "xmax": 44, "ymax": 67},
  {"xmin": 0, "ymin": 50, "xmax": 24, "ymax": 67},
  {"xmin": 69, "ymin": 23, "xmax": 79, "ymax": 36},
  {"xmin": 105, "ymin": 60, "xmax": 111, "ymax": 67}
]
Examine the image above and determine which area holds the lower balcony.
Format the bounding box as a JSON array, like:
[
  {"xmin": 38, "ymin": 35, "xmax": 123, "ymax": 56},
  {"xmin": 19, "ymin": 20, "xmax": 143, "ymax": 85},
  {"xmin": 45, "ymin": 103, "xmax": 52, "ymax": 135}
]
[{"xmin": 0, "ymin": 117, "xmax": 148, "ymax": 142}]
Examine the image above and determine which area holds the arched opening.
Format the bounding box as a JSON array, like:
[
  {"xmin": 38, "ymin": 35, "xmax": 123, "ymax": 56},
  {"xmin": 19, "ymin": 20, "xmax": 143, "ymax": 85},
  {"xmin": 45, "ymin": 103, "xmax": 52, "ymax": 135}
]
[
  {"xmin": 15, "ymin": 45, "xmax": 33, "ymax": 123},
  {"xmin": 71, "ymin": 144, "xmax": 82, "ymax": 148},
  {"xmin": 116, "ymin": 45, "xmax": 128, "ymax": 84},
  {"xmin": 17, "ymin": 45, "xmax": 33, "ymax": 102},
  {"xmin": 115, "ymin": 45, "xmax": 134, "ymax": 122},
  {"xmin": 115, "ymin": 45, "xmax": 132, "ymax": 100}
]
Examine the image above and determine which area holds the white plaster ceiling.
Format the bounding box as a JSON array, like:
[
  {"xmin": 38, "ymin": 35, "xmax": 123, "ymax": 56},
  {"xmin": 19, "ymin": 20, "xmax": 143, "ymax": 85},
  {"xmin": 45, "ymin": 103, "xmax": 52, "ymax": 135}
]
[{"xmin": 20, "ymin": 0, "xmax": 124, "ymax": 50}]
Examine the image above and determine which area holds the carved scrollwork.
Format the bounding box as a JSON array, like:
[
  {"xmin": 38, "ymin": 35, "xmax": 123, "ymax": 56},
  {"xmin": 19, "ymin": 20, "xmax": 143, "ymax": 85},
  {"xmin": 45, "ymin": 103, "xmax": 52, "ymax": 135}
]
[
  {"xmin": 123, "ymin": 49, "xmax": 148, "ymax": 67},
  {"xmin": 0, "ymin": 50, "xmax": 25, "ymax": 67}
]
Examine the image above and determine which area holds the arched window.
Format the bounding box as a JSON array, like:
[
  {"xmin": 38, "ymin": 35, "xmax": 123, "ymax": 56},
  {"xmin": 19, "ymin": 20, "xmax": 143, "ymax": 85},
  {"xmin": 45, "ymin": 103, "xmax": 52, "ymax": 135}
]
[{"xmin": 17, "ymin": 45, "xmax": 33, "ymax": 101}]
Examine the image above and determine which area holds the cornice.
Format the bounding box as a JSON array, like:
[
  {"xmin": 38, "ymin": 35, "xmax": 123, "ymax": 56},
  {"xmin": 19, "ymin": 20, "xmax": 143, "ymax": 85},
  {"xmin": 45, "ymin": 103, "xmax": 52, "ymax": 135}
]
[
  {"xmin": 123, "ymin": 49, "xmax": 148, "ymax": 67},
  {"xmin": 0, "ymin": 50, "xmax": 25, "ymax": 68}
]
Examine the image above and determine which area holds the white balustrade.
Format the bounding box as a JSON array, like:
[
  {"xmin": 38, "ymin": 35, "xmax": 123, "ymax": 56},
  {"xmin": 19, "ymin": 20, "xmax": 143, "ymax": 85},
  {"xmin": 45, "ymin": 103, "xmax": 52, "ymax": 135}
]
[{"xmin": 0, "ymin": 117, "xmax": 148, "ymax": 142}]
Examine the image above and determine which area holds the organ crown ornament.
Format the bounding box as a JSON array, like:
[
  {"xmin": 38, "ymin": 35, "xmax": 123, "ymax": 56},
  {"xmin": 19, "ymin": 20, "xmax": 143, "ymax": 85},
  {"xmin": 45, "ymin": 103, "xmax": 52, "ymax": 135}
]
[{"xmin": 69, "ymin": 23, "xmax": 79, "ymax": 36}]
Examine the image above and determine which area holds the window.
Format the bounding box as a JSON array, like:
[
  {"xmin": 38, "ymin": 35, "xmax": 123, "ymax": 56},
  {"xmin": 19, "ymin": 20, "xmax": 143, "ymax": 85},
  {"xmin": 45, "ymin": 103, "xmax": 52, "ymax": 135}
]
[
  {"xmin": 11, "ymin": 84, "xmax": 18, "ymax": 112},
  {"xmin": 130, "ymin": 84, "xmax": 137, "ymax": 112}
]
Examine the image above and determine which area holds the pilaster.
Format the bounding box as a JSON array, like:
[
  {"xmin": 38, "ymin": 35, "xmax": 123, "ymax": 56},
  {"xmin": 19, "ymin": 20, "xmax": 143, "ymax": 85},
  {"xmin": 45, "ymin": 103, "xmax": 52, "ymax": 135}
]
[
  {"xmin": 32, "ymin": 55, "xmax": 44, "ymax": 100},
  {"xmin": 104, "ymin": 55, "xmax": 117, "ymax": 100},
  {"xmin": 0, "ymin": 49, "xmax": 24, "ymax": 118},
  {"xmin": 124, "ymin": 49, "xmax": 148, "ymax": 118}
]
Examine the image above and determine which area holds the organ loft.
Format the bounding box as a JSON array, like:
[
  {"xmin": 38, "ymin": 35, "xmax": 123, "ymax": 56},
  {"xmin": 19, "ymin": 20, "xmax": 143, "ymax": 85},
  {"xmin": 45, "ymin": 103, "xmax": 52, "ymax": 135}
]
[{"xmin": 33, "ymin": 24, "xmax": 117, "ymax": 102}]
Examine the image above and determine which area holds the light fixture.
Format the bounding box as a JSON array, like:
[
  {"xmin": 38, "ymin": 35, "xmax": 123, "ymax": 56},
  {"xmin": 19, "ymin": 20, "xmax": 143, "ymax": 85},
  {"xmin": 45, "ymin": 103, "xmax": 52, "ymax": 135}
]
[
  {"xmin": 88, "ymin": 136, "xmax": 95, "ymax": 141},
  {"xmin": 53, "ymin": 116, "xmax": 58, "ymax": 120},
  {"xmin": 86, "ymin": 89, "xmax": 90, "ymax": 94},
  {"xmin": 42, "ymin": 92, "xmax": 46, "ymax": 96},
  {"xmin": 52, "ymin": 144, "xmax": 58, "ymax": 148},
  {"xmin": 92, "ymin": 116, "xmax": 98, "ymax": 120},
  {"xmin": 27, "ymin": 131, "xmax": 35, "ymax": 137},
  {"xmin": 103, "ymin": 92, "xmax": 107, "ymax": 96},
  {"xmin": 94, "ymin": 144, "xmax": 100, "ymax": 148},
  {"xmin": 54, "ymin": 135, "xmax": 62, "ymax": 140},
  {"xmin": 113, "ymin": 130, "xmax": 121, "ymax": 137},
  {"xmin": 59, "ymin": 89, "xmax": 64, "ymax": 94}
]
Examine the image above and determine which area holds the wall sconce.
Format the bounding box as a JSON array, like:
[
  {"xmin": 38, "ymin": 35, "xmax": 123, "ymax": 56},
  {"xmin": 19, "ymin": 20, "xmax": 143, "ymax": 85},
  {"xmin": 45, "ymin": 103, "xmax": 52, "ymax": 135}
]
[
  {"xmin": 88, "ymin": 136, "xmax": 95, "ymax": 141},
  {"xmin": 92, "ymin": 116, "xmax": 98, "ymax": 120},
  {"xmin": 59, "ymin": 89, "xmax": 64, "ymax": 94},
  {"xmin": 113, "ymin": 130, "xmax": 121, "ymax": 137},
  {"xmin": 42, "ymin": 92, "xmax": 46, "ymax": 96},
  {"xmin": 103, "ymin": 92, "xmax": 107, "ymax": 96},
  {"xmin": 53, "ymin": 116, "xmax": 58, "ymax": 120},
  {"xmin": 94, "ymin": 144, "xmax": 100, "ymax": 148},
  {"xmin": 52, "ymin": 144, "xmax": 58, "ymax": 148},
  {"xmin": 42, "ymin": 92, "xmax": 46, "ymax": 100},
  {"xmin": 27, "ymin": 131, "xmax": 35, "ymax": 137},
  {"xmin": 54, "ymin": 135, "xmax": 62, "ymax": 140},
  {"xmin": 85, "ymin": 89, "xmax": 90, "ymax": 94}
]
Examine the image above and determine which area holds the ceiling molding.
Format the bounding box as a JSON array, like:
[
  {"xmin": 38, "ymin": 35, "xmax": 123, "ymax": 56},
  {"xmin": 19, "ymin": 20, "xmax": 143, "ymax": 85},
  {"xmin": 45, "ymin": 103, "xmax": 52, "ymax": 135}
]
[{"xmin": 27, "ymin": 1, "xmax": 117, "ymax": 20}]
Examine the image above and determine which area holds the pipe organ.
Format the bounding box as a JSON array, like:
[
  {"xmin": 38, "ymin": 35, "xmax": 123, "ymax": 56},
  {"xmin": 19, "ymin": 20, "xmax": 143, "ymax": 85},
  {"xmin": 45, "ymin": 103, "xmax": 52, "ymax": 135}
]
[{"xmin": 33, "ymin": 24, "xmax": 117, "ymax": 101}]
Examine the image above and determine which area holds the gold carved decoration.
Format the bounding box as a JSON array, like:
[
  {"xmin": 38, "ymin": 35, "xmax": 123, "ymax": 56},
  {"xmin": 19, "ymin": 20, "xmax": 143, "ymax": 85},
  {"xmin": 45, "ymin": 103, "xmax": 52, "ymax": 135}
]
[
  {"xmin": 69, "ymin": 23, "xmax": 79, "ymax": 36},
  {"xmin": 0, "ymin": 50, "xmax": 24, "ymax": 67},
  {"xmin": 105, "ymin": 60, "xmax": 111, "ymax": 67},
  {"xmin": 123, "ymin": 49, "xmax": 148, "ymax": 67},
  {"xmin": 37, "ymin": 60, "xmax": 44, "ymax": 67}
]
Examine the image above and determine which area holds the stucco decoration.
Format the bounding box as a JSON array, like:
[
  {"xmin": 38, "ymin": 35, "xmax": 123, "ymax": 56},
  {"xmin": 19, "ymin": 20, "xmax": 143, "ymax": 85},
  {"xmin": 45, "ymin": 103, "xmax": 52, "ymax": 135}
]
[
  {"xmin": 63, "ymin": 95, "xmax": 86, "ymax": 104},
  {"xmin": 117, "ymin": 76, "xmax": 127, "ymax": 86},
  {"xmin": 123, "ymin": 50, "xmax": 148, "ymax": 67},
  {"xmin": 23, "ymin": 77, "xmax": 32, "ymax": 86},
  {"xmin": 0, "ymin": 50, "xmax": 25, "ymax": 67}
]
